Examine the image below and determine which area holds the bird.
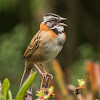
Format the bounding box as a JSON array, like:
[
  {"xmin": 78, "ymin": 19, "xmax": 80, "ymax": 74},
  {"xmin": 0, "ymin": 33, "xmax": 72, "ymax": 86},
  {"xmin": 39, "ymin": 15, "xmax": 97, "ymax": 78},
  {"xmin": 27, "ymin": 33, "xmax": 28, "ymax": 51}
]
[{"xmin": 20, "ymin": 13, "xmax": 67, "ymax": 86}]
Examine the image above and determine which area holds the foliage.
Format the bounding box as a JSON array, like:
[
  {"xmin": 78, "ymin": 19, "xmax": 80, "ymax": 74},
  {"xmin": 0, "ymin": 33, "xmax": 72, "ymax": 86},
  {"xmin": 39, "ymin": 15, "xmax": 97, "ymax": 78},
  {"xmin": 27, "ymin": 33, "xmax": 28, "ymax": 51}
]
[
  {"xmin": 0, "ymin": 78, "xmax": 11, "ymax": 100},
  {"xmin": 0, "ymin": 72, "xmax": 36, "ymax": 100},
  {"xmin": 78, "ymin": 79, "xmax": 85, "ymax": 89},
  {"xmin": 36, "ymin": 86, "xmax": 55, "ymax": 100},
  {"xmin": 1, "ymin": 78, "xmax": 10, "ymax": 100}
]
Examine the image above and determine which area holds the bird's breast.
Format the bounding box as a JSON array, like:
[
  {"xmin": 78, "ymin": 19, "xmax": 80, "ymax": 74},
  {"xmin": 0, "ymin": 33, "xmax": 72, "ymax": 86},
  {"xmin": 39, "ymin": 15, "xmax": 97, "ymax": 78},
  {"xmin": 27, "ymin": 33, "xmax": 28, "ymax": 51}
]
[{"xmin": 40, "ymin": 32, "xmax": 66, "ymax": 62}]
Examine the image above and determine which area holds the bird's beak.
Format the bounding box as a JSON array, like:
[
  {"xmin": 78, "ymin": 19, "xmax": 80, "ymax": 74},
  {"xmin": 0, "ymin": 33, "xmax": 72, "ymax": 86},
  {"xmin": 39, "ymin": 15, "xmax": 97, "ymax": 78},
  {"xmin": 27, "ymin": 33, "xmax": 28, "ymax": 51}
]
[
  {"xmin": 58, "ymin": 23, "xmax": 67, "ymax": 26},
  {"xmin": 58, "ymin": 17, "xmax": 67, "ymax": 23},
  {"xmin": 59, "ymin": 17, "xmax": 67, "ymax": 21}
]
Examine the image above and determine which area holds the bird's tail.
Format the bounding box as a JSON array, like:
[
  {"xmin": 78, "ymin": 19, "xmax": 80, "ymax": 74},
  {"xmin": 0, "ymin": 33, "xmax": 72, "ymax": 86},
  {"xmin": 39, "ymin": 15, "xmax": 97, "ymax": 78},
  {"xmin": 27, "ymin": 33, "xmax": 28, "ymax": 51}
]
[{"xmin": 20, "ymin": 66, "xmax": 33, "ymax": 87}]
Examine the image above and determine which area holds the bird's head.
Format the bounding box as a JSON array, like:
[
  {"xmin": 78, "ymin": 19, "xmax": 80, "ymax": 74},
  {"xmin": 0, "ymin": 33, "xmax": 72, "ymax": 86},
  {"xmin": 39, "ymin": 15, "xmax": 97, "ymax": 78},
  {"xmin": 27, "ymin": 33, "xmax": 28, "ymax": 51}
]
[{"xmin": 43, "ymin": 13, "xmax": 67, "ymax": 28}]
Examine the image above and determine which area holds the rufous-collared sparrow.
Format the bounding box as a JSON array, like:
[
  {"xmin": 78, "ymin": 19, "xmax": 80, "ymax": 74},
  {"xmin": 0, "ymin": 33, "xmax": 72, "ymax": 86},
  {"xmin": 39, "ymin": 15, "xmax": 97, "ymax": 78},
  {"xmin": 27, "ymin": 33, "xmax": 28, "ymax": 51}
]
[{"xmin": 20, "ymin": 13, "xmax": 67, "ymax": 86}]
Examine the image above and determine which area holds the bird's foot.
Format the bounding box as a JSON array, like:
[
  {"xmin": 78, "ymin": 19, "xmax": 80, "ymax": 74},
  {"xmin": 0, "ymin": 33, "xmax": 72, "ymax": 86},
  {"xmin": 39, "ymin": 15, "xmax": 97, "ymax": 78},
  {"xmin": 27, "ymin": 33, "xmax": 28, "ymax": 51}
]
[
  {"xmin": 40, "ymin": 72, "xmax": 53, "ymax": 92},
  {"xmin": 34, "ymin": 63, "xmax": 53, "ymax": 92},
  {"xmin": 34, "ymin": 63, "xmax": 53, "ymax": 81},
  {"xmin": 34, "ymin": 63, "xmax": 53, "ymax": 79},
  {"xmin": 41, "ymin": 72, "xmax": 53, "ymax": 80}
]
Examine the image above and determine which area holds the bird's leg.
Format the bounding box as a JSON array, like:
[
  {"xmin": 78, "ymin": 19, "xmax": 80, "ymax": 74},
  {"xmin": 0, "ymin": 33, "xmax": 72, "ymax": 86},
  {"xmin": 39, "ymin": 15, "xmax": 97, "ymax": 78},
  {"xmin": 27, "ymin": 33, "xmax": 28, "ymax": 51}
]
[
  {"xmin": 40, "ymin": 64, "xmax": 53, "ymax": 79},
  {"xmin": 34, "ymin": 63, "xmax": 43, "ymax": 75},
  {"xmin": 34, "ymin": 63, "xmax": 53, "ymax": 93},
  {"xmin": 40, "ymin": 64, "xmax": 47, "ymax": 73},
  {"xmin": 34, "ymin": 63, "xmax": 53, "ymax": 79},
  {"xmin": 39, "ymin": 65, "xmax": 53, "ymax": 92},
  {"xmin": 34, "ymin": 63, "xmax": 47, "ymax": 77},
  {"xmin": 34, "ymin": 63, "xmax": 46, "ymax": 76}
]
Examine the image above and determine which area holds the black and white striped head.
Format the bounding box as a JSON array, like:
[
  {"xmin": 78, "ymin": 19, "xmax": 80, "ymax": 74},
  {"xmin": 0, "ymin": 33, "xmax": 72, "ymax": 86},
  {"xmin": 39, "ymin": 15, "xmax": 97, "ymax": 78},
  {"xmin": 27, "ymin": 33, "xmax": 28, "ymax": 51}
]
[
  {"xmin": 43, "ymin": 13, "xmax": 67, "ymax": 28},
  {"xmin": 51, "ymin": 23, "xmax": 67, "ymax": 34}
]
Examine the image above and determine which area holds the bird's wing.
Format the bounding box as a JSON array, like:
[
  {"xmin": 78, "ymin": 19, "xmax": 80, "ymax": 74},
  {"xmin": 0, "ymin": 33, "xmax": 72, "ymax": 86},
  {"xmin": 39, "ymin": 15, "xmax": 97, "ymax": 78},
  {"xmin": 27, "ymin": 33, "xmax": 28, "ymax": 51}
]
[{"xmin": 23, "ymin": 31, "xmax": 41, "ymax": 60}]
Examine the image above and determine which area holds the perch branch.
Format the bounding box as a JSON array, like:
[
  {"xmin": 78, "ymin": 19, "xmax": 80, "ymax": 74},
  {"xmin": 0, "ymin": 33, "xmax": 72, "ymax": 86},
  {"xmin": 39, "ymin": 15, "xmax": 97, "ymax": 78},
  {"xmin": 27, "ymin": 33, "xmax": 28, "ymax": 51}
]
[{"xmin": 36, "ymin": 72, "xmax": 53, "ymax": 100}]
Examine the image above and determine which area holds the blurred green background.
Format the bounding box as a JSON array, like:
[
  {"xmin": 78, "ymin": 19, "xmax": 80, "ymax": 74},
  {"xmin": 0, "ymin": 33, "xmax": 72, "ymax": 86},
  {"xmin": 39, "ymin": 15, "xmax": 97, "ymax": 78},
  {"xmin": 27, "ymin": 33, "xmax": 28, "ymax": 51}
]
[{"xmin": 0, "ymin": 0, "xmax": 100, "ymax": 99}]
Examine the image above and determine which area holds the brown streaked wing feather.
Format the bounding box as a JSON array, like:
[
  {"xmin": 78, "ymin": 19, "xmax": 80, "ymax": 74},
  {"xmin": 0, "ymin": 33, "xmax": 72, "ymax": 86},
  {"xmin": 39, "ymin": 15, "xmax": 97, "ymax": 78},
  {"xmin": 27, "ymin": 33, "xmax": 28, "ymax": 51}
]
[{"xmin": 23, "ymin": 31, "xmax": 41, "ymax": 60}]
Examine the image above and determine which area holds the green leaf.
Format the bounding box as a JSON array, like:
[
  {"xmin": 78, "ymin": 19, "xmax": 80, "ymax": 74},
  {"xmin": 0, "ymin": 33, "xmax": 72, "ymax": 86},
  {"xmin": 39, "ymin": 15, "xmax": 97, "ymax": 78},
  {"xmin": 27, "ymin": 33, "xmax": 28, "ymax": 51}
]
[
  {"xmin": 7, "ymin": 90, "xmax": 12, "ymax": 100},
  {"xmin": 2, "ymin": 78, "xmax": 10, "ymax": 100},
  {"xmin": 35, "ymin": 91, "xmax": 44, "ymax": 97},
  {"xmin": 48, "ymin": 86, "xmax": 54, "ymax": 94},
  {"xmin": 15, "ymin": 71, "xmax": 37, "ymax": 100},
  {"xmin": 0, "ymin": 95, "xmax": 5, "ymax": 100}
]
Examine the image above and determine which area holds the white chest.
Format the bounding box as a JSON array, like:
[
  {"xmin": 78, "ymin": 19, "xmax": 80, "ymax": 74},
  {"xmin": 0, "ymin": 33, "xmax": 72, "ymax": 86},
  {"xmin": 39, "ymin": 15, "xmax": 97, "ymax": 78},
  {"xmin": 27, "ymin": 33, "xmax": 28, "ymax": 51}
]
[{"xmin": 43, "ymin": 33, "xmax": 66, "ymax": 62}]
